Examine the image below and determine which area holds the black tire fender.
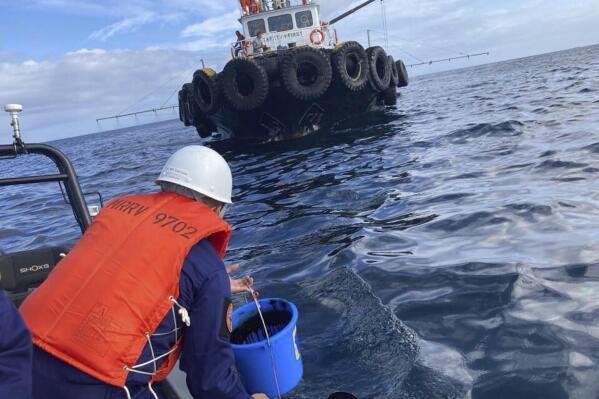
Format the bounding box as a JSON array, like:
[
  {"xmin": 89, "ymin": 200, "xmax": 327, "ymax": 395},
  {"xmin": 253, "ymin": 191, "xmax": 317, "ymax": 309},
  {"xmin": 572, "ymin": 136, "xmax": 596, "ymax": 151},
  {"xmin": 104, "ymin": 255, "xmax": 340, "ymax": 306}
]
[
  {"xmin": 183, "ymin": 83, "xmax": 202, "ymax": 126},
  {"xmin": 256, "ymin": 55, "xmax": 280, "ymax": 78},
  {"xmin": 381, "ymin": 85, "xmax": 397, "ymax": 106},
  {"xmin": 281, "ymin": 47, "xmax": 333, "ymax": 101},
  {"xmin": 388, "ymin": 55, "xmax": 399, "ymax": 87},
  {"xmin": 195, "ymin": 120, "xmax": 216, "ymax": 138},
  {"xmin": 332, "ymin": 41, "xmax": 369, "ymax": 91},
  {"xmin": 221, "ymin": 58, "xmax": 269, "ymax": 111},
  {"xmin": 192, "ymin": 68, "xmax": 222, "ymax": 115},
  {"xmin": 366, "ymin": 46, "xmax": 391, "ymax": 92},
  {"xmin": 178, "ymin": 87, "xmax": 191, "ymax": 126},
  {"xmin": 396, "ymin": 59, "xmax": 409, "ymax": 88}
]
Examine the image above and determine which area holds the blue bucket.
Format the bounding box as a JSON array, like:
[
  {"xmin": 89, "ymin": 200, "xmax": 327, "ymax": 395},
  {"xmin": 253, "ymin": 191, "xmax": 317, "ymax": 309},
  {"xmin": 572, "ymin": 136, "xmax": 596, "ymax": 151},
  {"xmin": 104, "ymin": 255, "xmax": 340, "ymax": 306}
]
[{"xmin": 231, "ymin": 298, "xmax": 303, "ymax": 397}]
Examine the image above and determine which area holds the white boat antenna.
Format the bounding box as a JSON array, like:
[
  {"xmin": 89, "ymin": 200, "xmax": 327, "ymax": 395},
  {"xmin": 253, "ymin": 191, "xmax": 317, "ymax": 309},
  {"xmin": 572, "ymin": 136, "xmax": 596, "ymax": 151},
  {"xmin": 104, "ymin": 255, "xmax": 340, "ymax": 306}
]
[
  {"xmin": 4, "ymin": 104, "xmax": 23, "ymax": 145},
  {"xmin": 380, "ymin": 0, "xmax": 389, "ymax": 50},
  {"xmin": 405, "ymin": 52, "xmax": 490, "ymax": 67}
]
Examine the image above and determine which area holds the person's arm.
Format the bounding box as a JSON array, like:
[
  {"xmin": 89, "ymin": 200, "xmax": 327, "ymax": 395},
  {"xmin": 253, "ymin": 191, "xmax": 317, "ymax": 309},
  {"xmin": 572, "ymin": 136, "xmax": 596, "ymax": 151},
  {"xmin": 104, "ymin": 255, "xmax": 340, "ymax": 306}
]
[
  {"xmin": 0, "ymin": 291, "xmax": 32, "ymax": 398},
  {"xmin": 179, "ymin": 263, "xmax": 251, "ymax": 399}
]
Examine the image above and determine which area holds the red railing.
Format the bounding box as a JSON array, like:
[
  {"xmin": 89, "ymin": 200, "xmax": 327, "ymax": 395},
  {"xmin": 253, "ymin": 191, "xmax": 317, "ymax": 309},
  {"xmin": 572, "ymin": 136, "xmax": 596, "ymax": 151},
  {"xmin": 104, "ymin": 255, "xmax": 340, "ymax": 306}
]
[{"xmin": 239, "ymin": 0, "xmax": 315, "ymax": 16}]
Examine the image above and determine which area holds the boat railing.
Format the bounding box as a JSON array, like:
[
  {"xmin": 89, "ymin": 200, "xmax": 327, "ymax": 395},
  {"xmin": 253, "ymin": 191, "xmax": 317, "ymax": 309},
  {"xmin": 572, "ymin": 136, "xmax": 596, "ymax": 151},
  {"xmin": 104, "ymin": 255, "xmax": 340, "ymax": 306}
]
[
  {"xmin": 240, "ymin": 0, "xmax": 316, "ymax": 16},
  {"xmin": 230, "ymin": 24, "xmax": 338, "ymax": 59},
  {"xmin": 0, "ymin": 105, "xmax": 93, "ymax": 234}
]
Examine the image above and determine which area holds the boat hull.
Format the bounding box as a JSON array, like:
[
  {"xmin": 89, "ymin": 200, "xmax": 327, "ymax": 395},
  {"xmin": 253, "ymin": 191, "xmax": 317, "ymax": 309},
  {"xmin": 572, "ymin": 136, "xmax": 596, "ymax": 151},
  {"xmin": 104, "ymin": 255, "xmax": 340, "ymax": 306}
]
[
  {"xmin": 181, "ymin": 45, "xmax": 408, "ymax": 142},
  {"xmin": 206, "ymin": 82, "xmax": 383, "ymax": 141}
]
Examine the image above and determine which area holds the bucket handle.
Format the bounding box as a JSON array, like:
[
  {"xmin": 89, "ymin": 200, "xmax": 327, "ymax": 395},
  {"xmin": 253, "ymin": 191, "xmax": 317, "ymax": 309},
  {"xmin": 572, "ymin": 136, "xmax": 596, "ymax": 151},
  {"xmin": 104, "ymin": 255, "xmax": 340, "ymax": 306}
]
[{"xmin": 248, "ymin": 287, "xmax": 283, "ymax": 399}]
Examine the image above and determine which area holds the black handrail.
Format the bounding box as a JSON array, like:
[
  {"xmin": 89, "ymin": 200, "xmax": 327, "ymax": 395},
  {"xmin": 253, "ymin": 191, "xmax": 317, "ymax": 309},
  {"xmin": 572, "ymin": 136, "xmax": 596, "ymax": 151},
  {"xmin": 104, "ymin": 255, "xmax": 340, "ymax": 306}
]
[{"xmin": 0, "ymin": 143, "xmax": 92, "ymax": 233}]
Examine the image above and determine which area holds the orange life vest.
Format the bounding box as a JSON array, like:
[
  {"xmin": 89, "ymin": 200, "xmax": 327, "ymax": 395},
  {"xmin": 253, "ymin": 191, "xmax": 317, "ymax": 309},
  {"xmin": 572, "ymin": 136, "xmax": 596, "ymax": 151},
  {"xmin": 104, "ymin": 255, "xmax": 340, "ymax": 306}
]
[{"xmin": 20, "ymin": 192, "xmax": 232, "ymax": 387}]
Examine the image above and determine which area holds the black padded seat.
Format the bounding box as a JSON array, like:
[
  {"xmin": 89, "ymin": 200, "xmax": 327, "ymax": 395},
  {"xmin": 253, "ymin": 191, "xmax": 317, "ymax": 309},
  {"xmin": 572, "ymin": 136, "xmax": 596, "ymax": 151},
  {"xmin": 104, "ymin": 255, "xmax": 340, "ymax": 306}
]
[{"xmin": 0, "ymin": 247, "xmax": 68, "ymax": 307}]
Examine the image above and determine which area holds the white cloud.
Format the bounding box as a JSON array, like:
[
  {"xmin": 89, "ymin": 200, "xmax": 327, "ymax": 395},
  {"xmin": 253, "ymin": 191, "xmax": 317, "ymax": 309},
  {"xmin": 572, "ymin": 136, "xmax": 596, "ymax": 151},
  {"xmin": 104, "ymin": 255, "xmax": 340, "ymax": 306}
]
[
  {"xmin": 65, "ymin": 48, "xmax": 107, "ymax": 56},
  {"xmin": 181, "ymin": 9, "xmax": 240, "ymax": 38},
  {"xmin": 0, "ymin": 49, "xmax": 204, "ymax": 143},
  {"xmin": 90, "ymin": 12, "xmax": 157, "ymax": 41},
  {"xmin": 22, "ymin": 0, "xmax": 234, "ymax": 36}
]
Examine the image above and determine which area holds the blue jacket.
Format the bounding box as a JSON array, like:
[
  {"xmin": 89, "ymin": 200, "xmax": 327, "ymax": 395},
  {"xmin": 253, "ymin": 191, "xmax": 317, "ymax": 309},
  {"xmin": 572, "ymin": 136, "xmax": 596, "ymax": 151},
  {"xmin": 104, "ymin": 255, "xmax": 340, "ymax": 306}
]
[
  {"xmin": 0, "ymin": 289, "xmax": 32, "ymax": 399},
  {"xmin": 31, "ymin": 239, "xmax": 251, "ymax": 399}
]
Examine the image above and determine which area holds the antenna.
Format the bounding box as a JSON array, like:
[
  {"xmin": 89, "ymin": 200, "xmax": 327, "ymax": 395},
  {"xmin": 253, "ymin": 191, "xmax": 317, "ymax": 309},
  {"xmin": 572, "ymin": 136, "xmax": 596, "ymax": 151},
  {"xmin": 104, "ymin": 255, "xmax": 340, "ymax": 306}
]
[
  {"xmin": 380, "ymin": 0, "xmax": 388, "ymax": 50},
  {"xmin": 4, "ymin": 104, "xmax": 23, "ymax": 145},
  {"xmin": 405, "ymin": 52, "xmax": 490, "ymax": 67}
]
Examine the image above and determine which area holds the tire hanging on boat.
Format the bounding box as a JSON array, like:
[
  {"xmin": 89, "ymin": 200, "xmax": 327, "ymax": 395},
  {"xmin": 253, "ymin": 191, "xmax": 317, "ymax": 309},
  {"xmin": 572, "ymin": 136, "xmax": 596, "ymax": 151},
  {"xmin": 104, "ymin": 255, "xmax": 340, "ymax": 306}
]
[
  {"xmin": 381, "ymin": 86, "xmax": 397, "ymax": 106},
  {"xmin": 396, "ymin": 59, "xmax": 409, "ymax": 88},
  {"xmin": 192, "ymin": 68, "xmax": 222, "ymax": 115},
  {"xmin": 183, "ymin": 83, "xmax": 199, "ymax": 125},
  {"xmin": 280, "ymin": 47, "xmax": 333, "ymax": 101},
  {"xmin": 221, "ymin": 58, "xmax": 269, "ymax": 111},
  {"xmin": 332, "ymin": 41, "xmax": 369, "ymax": 91},
  {"xmin": 255, "ymin": 56, "xmax": 280, "ymax": 78},
  {"xmin": 184, "ymin": 83, "xmax": 214, "ymax": 138},
  {"xmin": 178, "ymin": 87, "xmax": 191, "ymax": 127},
  {"xmin": 366, "ymin": 46, "xmax": 391, "ymax": 92},
  {"xmin": 195, "ymin": 120, "xmax": 215, "ymax": 138},
  {"xmin": 388, "ymin": 55, "xmax": 399, "ymax": 88}
]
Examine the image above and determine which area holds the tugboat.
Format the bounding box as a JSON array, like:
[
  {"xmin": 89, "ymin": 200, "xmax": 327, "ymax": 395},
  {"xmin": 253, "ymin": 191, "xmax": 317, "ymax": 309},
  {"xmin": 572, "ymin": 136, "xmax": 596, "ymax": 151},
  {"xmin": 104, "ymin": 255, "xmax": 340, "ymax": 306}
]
[{"xmin": 178, "ymin": 0, "xmax": 409, "ymax": 141}]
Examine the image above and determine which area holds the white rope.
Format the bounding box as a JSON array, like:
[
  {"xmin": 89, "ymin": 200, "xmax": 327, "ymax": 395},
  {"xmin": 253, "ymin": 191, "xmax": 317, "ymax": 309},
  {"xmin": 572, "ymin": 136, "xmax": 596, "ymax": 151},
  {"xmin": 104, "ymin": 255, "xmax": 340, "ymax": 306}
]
[
  {"xmin": 122, "ymin": 381, "xmax": 159, "ymax": 399},
  {"xmin": 127, "ymin": 346, "xmax": 179, "ymax": 371},
  {"xmin": 170, "ymin": 296, "xmax": 191, "ymax": 327},
  {"xmin": 123, "ymin": 367, "xmax": 156, "ymax": 376},
  {"xmin": 151, "ymin": 326, "xmax": 183, "ymax": 337},
  {"xmin": 380, "ymin": 0, "xmax": 389, "ymax": 50},
  {"xmin": 146, "ymin": 333, "xmax": 158, "ymax": 373},
  {"xmin": 148, "ymin": 381, "xmax": 159, "ymax": 399},
  {"xmin": 122, "ymin": 296, "xmax": 191, "ymax": 379},
  {"xmin": 249, "ymin": 287, "xmax": 282, "ymax": 399}
]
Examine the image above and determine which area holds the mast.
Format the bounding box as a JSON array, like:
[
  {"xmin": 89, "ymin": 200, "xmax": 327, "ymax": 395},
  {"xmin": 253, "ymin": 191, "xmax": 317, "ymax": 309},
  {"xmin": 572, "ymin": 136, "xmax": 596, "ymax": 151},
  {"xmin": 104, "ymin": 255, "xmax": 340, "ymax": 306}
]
[{"xmin": 329, "ymin": 0, "xmax": 377, "ymax": 25}]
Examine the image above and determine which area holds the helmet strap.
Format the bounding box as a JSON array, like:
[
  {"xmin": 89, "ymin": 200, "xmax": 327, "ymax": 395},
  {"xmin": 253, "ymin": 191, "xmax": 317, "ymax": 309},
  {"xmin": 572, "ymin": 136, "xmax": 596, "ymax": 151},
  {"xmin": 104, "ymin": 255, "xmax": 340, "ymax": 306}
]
[{"xmin": 218, "ymin": 204, "xmax": 229, "ymax": 218}]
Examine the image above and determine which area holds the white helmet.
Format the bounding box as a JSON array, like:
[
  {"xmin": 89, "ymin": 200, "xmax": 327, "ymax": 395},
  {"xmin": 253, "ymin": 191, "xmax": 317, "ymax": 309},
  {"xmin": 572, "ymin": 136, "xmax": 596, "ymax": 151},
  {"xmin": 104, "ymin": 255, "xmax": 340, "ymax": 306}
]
[{"xmin": 157, "ymin": 145, "xmax": 233, "ymax": 204}]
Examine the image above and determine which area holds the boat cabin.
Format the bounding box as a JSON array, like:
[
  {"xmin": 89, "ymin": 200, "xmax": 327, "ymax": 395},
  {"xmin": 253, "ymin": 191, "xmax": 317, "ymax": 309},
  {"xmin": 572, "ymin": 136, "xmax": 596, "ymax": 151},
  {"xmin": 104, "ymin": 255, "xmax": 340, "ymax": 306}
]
[{"xmin": 232, "ymin": 0, "xmax": 338, "ymax": 58}]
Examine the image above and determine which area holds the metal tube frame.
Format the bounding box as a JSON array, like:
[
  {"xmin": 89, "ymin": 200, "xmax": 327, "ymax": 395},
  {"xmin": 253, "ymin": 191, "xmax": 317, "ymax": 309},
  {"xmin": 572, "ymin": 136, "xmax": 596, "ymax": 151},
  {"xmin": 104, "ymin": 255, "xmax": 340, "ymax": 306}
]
[
  {"xmin": 0, "ymin": 143, "xmax": 92, "ymax": 233},
  {"xmin": 330, "ymin": 0, "xmax": 376, "ymax": 25}
]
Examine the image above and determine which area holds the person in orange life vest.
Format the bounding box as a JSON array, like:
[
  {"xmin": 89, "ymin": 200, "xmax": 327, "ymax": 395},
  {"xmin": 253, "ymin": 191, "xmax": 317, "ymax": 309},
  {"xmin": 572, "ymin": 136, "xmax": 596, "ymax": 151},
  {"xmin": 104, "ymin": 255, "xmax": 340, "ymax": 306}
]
[
  {"xmin": 20, "ymin": 145, "xmax": 268, "ymax": 399},
  {"xmin": 240, "ymin": 0, "xmax": 250, "ymax": 15},
  {"xmin": 249, "ymin": 0, "xmax": 261, "ymax": 14},
  {"xmin": 0, "ymin": 289, "xmax": 32, "ymax": 399}
]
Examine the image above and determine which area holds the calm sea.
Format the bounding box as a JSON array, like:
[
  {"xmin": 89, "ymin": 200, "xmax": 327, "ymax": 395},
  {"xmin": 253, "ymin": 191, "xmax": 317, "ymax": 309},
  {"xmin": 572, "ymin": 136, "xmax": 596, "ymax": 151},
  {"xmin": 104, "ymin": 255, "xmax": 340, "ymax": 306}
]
[{"xmin": 1, "ymin": 44, "xmax": 598, "ymax": 398}]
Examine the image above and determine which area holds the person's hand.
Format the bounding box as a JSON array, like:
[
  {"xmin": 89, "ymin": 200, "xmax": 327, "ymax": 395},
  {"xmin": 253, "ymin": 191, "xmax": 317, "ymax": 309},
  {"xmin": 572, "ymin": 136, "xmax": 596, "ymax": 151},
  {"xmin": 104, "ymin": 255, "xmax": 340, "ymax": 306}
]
[
  {"xmin": 226, "ymin": 263, "xmax": 255, "ymax": 295},
  {"xmin": 252, "ymin": 394, "xmax": 269, "ymax": 399}
]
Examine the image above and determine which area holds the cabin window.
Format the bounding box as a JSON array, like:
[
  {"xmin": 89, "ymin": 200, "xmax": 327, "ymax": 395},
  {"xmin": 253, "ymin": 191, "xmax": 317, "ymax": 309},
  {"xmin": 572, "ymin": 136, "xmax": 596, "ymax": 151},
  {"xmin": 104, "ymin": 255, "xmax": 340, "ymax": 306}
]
[
  {"xmin": 247, "ymin": 19, "xmax": 266, "ymax": 37},
  {"xmin": 295, "ymin": 11, "xmax": 313, "ymax": 29},
  {"xmin": 268, "ymin": 14, "xmax": 294, "ymax": 32}
]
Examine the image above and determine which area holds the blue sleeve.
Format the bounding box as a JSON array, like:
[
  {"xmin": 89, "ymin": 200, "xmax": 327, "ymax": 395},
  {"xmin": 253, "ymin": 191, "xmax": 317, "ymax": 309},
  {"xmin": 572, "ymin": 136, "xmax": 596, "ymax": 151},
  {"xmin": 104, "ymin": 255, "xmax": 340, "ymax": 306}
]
[
  {"xmin": 178, "ymin": 241, "xmax": 251, "ymax": 399},
  {"xmin": 0, "ymin": 290, "xmax": 32, "ymax": 398}
]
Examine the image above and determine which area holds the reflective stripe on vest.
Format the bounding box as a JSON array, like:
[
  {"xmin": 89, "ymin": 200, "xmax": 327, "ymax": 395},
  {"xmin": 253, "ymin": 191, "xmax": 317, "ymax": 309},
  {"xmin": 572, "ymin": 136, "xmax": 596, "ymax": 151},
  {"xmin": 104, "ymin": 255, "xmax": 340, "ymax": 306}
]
[{"xmin": 20, "ymin": 192, "xmax": 232, "ymax": 387}]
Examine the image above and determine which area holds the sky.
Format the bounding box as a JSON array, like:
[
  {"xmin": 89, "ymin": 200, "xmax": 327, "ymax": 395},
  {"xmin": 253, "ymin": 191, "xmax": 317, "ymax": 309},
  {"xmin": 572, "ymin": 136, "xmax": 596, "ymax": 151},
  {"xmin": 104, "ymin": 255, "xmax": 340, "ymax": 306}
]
[{"xmin": 1, "ymin": 0, "xmax": 598, "ymax": 142}]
